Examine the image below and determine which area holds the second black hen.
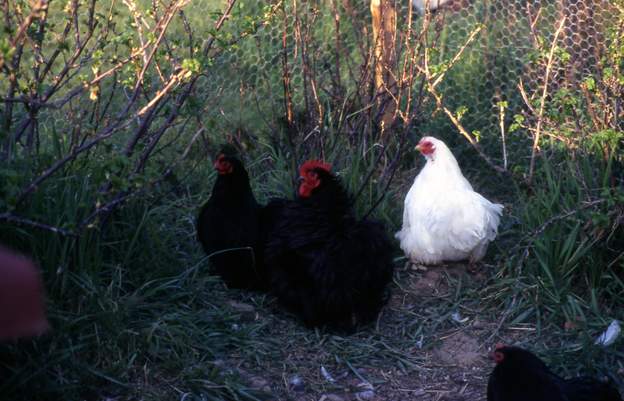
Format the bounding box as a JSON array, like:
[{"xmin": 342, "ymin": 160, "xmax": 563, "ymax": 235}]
[
  {"xmin": 487, "ymin": 345, "xmax": 622, "ymax": 401},
  {"xmin": 265, "ymin": 160, "xmax": 395, "ymax": 331},
  {"xmin": 196, "ymin": 148, "xmax": 268, "ymax": 290}
]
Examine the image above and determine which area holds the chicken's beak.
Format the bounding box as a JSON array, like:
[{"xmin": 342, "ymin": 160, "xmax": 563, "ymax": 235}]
[{"xmin": 415, "ymin": 143, "xmax": 423, "ymax": 152}]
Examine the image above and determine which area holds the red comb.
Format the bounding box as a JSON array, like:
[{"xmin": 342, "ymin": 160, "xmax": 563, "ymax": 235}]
[
  {"xmin": 495, "ymin": 343, "xmax": 506, "ymax": 350},
  {"xmin": 299, "ymin": 160, "xmax": 331, "ymax": 176}
]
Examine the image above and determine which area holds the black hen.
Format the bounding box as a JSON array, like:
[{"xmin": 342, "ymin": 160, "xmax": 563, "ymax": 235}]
[
  {"xmin": 564, "ymin": 375, "xmax": 623, "ymax": 401},
  {"xmin": 196, "ymin": 148, "xmax": 268, "ymax": 290},
  {"xmin": 488, "ymin": 345, "xmax": 622, "ymax": 401},
  {"xmin": 265, "ymin": 160, "xmax": 394, "ymax": 331}
]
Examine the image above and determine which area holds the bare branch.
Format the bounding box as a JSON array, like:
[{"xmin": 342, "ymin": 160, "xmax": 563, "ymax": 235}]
[
  {"xmin": 528, "ymin": 17, "xmax": 566, "ymax": 185},
  {"xmin": 431, "ymin": 24, "xmax": 483, "ymax": 89},
  {"xmin": 15, "ymin": 120, "xmax": 130, "ymax": 206},
  {"xmin": 0, "ymin": 212, "xmax": 76, "ymax": 237},
  {"xmin": 419, "ymin": 22, "xmax": 506, "ymax": 174},
  {"xmin": 0, "ymin": 0, "xmax": 48, "ymax": 69}
]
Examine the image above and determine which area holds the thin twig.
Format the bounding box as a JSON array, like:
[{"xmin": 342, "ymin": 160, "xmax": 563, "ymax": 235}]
[
  {"xmin": 529, "ymin": 199, "xmax": 604, "ymax": 238},
  {"xmin": 0, "ymin": 0, "xmax": 48, "ymax": 69},
  {"xmin": 15, "ymin": 120, "xmax": 130, "ymax": 206},
  {"xmin": 431, "ymin": 24, "xmax": 484, "ymax": 89},
  {"xmin": 528, "ymin": 17, "xmax": 566, "ymax": 185},
  {"xmin": 136, "ymin": 69, "xmax": 186, "ymax": 117},
  {"xmin": 0, "ymin": 212, "xmax": 76, "ymax": 237},
  {"xmin": 419, "ymin": 23, "xmax": 506, "ymax": 174},
  {"xmin": 498, "ymin": 99, "xmax": 508, "ymax": 170}
]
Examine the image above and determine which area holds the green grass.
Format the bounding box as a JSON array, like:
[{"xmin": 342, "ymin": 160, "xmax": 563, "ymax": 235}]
[
  {"xmin": 1, "ymin": 184, "xmax": 274, "ymax": 400},
  {"xmin": 1, "ymin": 0, "xmax": 623, "ymax": 398},
  {"xmin": 2, "ymin": 138, "xmax": 623, "ymax": 400}
]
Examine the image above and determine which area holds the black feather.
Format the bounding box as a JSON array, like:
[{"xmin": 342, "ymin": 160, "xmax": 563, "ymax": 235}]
[
  {"xmin": 196, "ymin": 153, "xmax": 268, "ymax": 290},
  {"xmin": 265, "ymin": 168, "xmax": 394, "ymax": 332},
  {"xmin": 487, "ymin": 346, "xmax": 622, "ymax": 401},
  {"xmin": 563, "ymin": 376, "xmax": 622, "ymax": 401}
]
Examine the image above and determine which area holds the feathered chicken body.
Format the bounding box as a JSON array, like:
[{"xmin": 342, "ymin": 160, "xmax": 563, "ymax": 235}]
[
  {"xmin": 396, "ymin": 136, "xmax": 503, "ymax": 265},
  {"xmin": 196, "ymin": 149, "xmax": 268, "ymax": 290},
  {"xmin": 265, "ymin": 161, "xmax": 394, "ymax": 331},
  {"xmin": 488, "ymin": 345, "xmax": 622, "ymax": 401},
  {"xmin": 488, "ymin": 345, "xmax": 569, "ymax": 401}
]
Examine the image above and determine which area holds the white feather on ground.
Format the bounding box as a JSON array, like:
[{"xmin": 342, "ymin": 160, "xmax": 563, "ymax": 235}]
[{"xmin": 395, "ymin": 136, "xmax": 504, "ymax": 265}]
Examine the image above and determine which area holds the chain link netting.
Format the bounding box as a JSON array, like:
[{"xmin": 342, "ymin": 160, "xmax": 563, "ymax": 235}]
[{"xmin": 186, "ymin": 0, "xmax": 620, "ymax": 161}]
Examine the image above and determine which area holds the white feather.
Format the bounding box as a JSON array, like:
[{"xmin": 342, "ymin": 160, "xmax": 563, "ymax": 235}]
[
  {"xmin": 411, "ymin": 0, "xmax": 452, "ymax": 15},
  {"xmin": 395, "ymin": 136, "xmax": 503, "ymax": 265}
]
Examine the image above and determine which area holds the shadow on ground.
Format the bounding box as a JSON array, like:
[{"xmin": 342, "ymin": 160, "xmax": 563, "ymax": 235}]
[{"xmin": 205, "ymin": 263, "xmax": 536, "ymax": 401}]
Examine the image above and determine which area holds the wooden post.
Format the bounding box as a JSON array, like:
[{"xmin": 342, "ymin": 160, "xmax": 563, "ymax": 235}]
[{"xmin": 370, "ymin": 0, "xmax": 398, "ymax": 131}]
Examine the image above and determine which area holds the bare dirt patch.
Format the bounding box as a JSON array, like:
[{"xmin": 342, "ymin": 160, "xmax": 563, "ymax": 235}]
[
  {"xmin": 434, "ymin": 331, "xmax": 484, "ymax": 368},
  {"xmin": 210, "ymin": 263, "xmax": 511, "ymax": 401},
  {"xmin": 409, "ymin": 268, "xmax": 447, "ymax": 296}
]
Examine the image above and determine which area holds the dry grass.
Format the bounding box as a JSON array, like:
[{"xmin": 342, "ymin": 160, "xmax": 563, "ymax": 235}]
[{"xmin": 189, "ymin": 263, "xmax": 555, "ymax": 401}]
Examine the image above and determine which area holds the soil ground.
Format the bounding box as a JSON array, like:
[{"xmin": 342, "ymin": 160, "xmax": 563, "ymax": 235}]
[{"xmin": 210, "ymin": 263, "xmax": 531, "ymax": 401}]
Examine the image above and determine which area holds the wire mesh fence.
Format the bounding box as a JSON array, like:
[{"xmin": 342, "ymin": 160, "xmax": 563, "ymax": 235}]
[
  {"xmin": 0, "ymin": 0, "xmax": 621, "ymax": 232},
  {"xmin": 193, "ymin": 0, "xmax": 621, "ymax": 170}
]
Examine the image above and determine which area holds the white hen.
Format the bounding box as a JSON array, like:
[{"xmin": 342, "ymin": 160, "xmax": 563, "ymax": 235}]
[{"xmin": 395, "ymin": 136, "xmax": 503, "ymax": 265}]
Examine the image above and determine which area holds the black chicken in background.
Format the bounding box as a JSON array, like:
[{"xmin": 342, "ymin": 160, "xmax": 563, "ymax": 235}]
[
  {"xmin": 487, "ymin": 345, "xmax": 622, "ymax": 401},
  {"xmin": 196, "ymin": 146, "xmax": 269, "ymax": 291},
  {"xmin": 564, "ymin": 375, "xmax": 623, "ymax": 401},
  {"xmin": 265, "ymin": 160, "xmax": 395, "ymax": 332}
]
